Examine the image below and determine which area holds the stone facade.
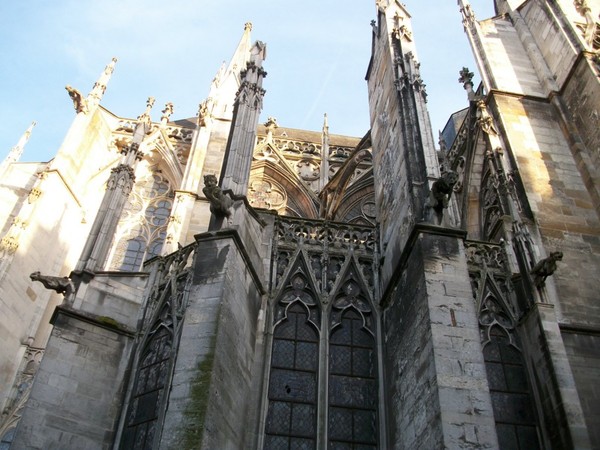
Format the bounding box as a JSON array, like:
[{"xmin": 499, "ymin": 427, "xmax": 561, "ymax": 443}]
[{"xmin": 0, "ymin": 1, "xmax": 598, "ymax": 449}]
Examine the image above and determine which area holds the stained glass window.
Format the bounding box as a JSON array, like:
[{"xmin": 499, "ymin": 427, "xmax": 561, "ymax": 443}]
[
  {"xmin": 108, "ymin": 172, "xmax": 173, "ymax": 271},
  {"xmin": 328, "ymin": 308, "xmax": 378, "ymax": 449},
  {"xmin": 265, "ymin": 302, "xmax": 319, "ymax": 450},
  {"xmin": 483, "ymin": 327, "xmax": 541, "ymax": 449},
  {"xmin": 121, "ymin": 326, "xmax": 172, "ymax": 450}
]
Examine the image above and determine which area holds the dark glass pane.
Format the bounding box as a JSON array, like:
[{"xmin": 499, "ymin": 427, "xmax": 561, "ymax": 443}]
[
  {"xmin": 296, "ymin": 342, "xmax": 318, "ymax": 371},
  {"xmin": 275, "ymin": 318, "xmax": 297, "ymax": 339},
  {"xmin": 352, "ymin": 319, "xmax": 373, "ymax": 347},
  {"xmin": 516, "ymin": 425, "xmax": 541, "ymax": 449},
  {"xmin": 329, "ymin": 442, "xmax": 352, "ymax": 450},
  {"xmin": 329, "ymin": 407, "xmax": 353, "ymax": 441},
  {"xmin": 266, "ymin": 401, "xmax": 291, "ymax": 435},
  {"xmin": 485, "ymin": 361, "xmax": 507, "ymax": 391},
  {"xmin": 264, "ymin": 435, "xmax": 289, "ymax": 450},
  {"xmin": 266, "ymin": 303, "xmax": 318, "ymax": 447},
  {"xmin": 352, "ymin": 347, "xmax": 375, "ymax": 378},
  {"xmin": 483, "ymin": 341, "xmax": 501, "ymax": 362},
  {"xmin": 290, "ymin": 403, "xmax": 316, "ymax": 437},
  {"xmin": 354, "ymin": 409, "xmax": 377, "ymax": 444},
  {"xmin": 491, "ymin": 392, "xmax": 535, "ymax": 424},
  {"xmin": 500, "ymin": 345, "xmax": 522, "ymax": 364},
  {"xmin": 289, "ymin": 437, "xmax": 315, "ymax": 450},
  {"xmin": 329, "ymin": 375, "xmax": 376, "ymax": 409},
  {"xmin": 134, "ymin": 391, "xmax": 159, "ymax": 423},
  {"xmin": 496, "ymin": 423, "xmax": 518, "ymax": 449},
  {"xmin": 330, "ymin": 322, "xmax": 350, "ymax": 344},
  {"xmin": 123, "ymin": 327, "xmax": 172, "ymax": 449},
  {"xmin": 132, "ymin": 422, "xmax": 147, "ymax": 450},
  {"xmin": 505, "ymin": 365, "xmax": 528, "ymax": 393},
  {"xmin": 272, "ymin": 340, "xmax": 296, "ymax": 368},
  {"xmin": 296, "ymin": 319, "xmax": 318, "ymax": 342},
  {"xmin": 330, "ymin": 345, "xmax": 352, "ymax": 374},
  {"xmin": 328, "ymin": 307, "xmax": 378, "ymax": 448},
  {"xmin": 269, "ymin": 369, "xmax": 317, "ymax": 402}
]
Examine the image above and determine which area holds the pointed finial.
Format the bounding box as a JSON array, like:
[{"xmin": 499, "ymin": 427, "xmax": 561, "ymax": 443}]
[
  {"xmin": 133, "ymin": 97, "xmax": 155, "ymax": 144},
  {"xmin": 264, "ymin": 117, "xmax": 278, "ymax": 142},
  {"xmin": 4, "ymin": 121, "xmax": 36, "ymax": 165},
  {"xmin": 88, "ymin": 57, "xmax": 118, "ymax": 106},
  {"xmin": 459, "ymin": 67, "xmax": 475, "ymax": 100},
  {"xmin": 161, "ymin": 102, "xmax": 174, "ymax": 127},
  {"xmin": 458, "ymin": 0, "xmax": 475, "ymax": 27},
  {"xmin": 244, "ymin": 22, "xmax": 252, "ymax": 32},
  {"xmin": 322, "ymin": 113, "xmax": 329, "ymax": 135}
]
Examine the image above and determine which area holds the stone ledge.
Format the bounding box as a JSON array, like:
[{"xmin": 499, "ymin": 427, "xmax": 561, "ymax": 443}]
[{"xmin": 50, "ymin": 305, "xmax": 136, "ymax": 337}]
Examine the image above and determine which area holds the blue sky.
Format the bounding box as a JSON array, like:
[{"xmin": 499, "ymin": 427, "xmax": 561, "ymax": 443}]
[{"xmin": 0, "ymin": 1, "xmax": 496, "ymax": 163}]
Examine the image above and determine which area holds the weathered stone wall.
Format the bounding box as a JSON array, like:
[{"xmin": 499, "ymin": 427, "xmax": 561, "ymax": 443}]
[
  {"xmin": 383, "ymin": 233, "xmax": 442, "ymax": 449},
  {"xmin": 0, "ymin": 109, "xmax": 120, "ymax": 411},
  {"xmin": 519, "ymin": 1, "xmax": 578, "ymax": 88},
  {"xmin": 561, "ymin": 330, "xmax": 600, "ymax": 449},
  {"xmin": 383, "ymin": 228, "xmax": 497, "ymax": 449},
  {"xmin": 561, "ymin": 56, "xmax": 600, "ymax": 211},
  {"xmin": 159, "ymin": 229, "xmax": 265, "ymax": 449},
  {"xmin": 491, "ymin": 94, "xmax": 600, "ymax": 327},
  {"xmin": 73, "ymin": 273, "xmax": 148, "ymax": 330},
  {"xmin": 11, "ymin": 308, "xmax": 134, "ymax": 449},
  {"xmin": 519, "ymin": 305, "xmax": 591, "ymax": 448},
  {"xmin": 478, "ymin": 16, "xmax": 545, "ymax": 97}
]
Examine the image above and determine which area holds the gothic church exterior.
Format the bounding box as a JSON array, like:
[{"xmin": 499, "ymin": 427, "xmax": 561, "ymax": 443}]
[{"xmin": 1, "ymin": 0, "xmax": 599, "ymax": 448}]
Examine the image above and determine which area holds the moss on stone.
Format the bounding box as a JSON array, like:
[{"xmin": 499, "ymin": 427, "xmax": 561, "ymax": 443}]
[
  {"xmin": 181, "ymin": 337, "xmax": 216, "ymax": 449},
  {"xmin": 96, "ymin": 315, "xmax": 122, "ymax": 329}
]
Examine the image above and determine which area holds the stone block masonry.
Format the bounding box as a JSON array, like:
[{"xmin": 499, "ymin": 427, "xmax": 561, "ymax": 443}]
[
  {"xmin": 383, "ymin": 226, "xmax": 498, "ymax": 449},
  {"xmin": 11, "ymin": 307, "xmax": 134, "ymax": 450},
  {"xmin": 159, "ymin": 230, "xmax": 263, "ymax": 449}
]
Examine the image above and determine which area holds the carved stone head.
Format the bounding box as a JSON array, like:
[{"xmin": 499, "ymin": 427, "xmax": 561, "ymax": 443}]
[
  {"xmin": 442, "ymin": 170, "xmax": 459, "ymax": 186},
  {"xmin": 203, "ymin": 174, "xmax": 218, "ymax": 188}
]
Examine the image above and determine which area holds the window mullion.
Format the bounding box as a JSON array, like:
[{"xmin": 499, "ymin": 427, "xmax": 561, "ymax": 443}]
[{"xmin": 317, "ymin": 307, "xmax": 329, "ymax": 450}]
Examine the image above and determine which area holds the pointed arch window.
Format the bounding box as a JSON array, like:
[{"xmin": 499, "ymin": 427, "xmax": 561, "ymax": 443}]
[
  {"xmin": 264, "ymin": 253, "xmax": 379, "ymax": 450},
  {"xmin": 108, "ymin": 171, "xmax": 173, "ymax": 271},
  {"xmin": 265, "ymin": 302, "xmax": 319, "ymax": 449},
  {"xmin": 121, "ymin": 324, "xmax": 172, "ymax": 449},
  {"xmin": 329, "ymin": 308, "xmax": 378, "ymax": 449},
  {"xmin": 480, "ymin": 295, "xmax": 541, "ymax": 449}
]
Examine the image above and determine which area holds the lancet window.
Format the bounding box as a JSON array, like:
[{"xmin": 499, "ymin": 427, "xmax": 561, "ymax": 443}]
[
  {"xmin": 119, "ymin": 245, "xmax": 193, "ymax": 449},
  {"xmin": 108, "ymin": 171, "xmax": 173, "ymax": 271},
  {"xmin": 479, "ymin": 294, "xmax": 541, "ymax": 449},
  {"xmin": 264, "ymin": 218, "xmax": 379, "ymax": 450},
  {"xmin": 121, "ymin": 323, "xmax": 172, "ymax": 449}
]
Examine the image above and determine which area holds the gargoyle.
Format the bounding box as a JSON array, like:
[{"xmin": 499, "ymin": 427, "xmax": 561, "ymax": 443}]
[
  {"xmin": 530, "ymin": 251, "xmax": 563, "ymax": 288},
  {"xmin": 30, "ymin": 271, "xmax": 75, "ymax": 297},
  {"xmin": 65, "ymin": 85, "xmax": 88, "ymax": 114},
  {"xmin": 428, "ymin": 171, "xmax": 459, "ymax": 211},
  {"xmin": 202, "ymin": 174, "xmax": 232, "ymax": 218}
]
